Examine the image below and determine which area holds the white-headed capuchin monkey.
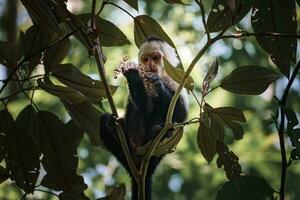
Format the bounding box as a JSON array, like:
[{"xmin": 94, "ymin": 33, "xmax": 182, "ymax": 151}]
[{"xmin": 100, "ymin": 36, "xmax": 188, "ymax": 200}]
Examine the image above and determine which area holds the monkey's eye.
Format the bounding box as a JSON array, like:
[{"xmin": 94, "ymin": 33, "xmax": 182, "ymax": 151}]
[
  {"xmin": 152, "ymin": 55, "xmax": 161, "ymax": 62},
  {"xmin": 142, "ymin": 57, "xmax": 149, "ymax": 64}
]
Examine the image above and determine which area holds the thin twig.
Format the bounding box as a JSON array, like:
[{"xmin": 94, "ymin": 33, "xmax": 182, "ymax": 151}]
[
  {"xmin": 97, "ymin": 0, "xmax": 108, "ymax": 15},
  {"xmin": 0, "ymin": 29, "xmax": 79, "ymax": 96},
  {"xmin": 223, "ymin": 32, "xmax": 300, "ymax": 39},
  {"xmin": 195, "ymin": 0, "xmax": 210, "ymax": 40},
  {"xmin": 0, "ymin": 87, "xmax": 39, "ymax": 101},
  {"xmin": 277, "ymin": 60, "xmax": 300, "ymax": 200},
  {"xmin": 106, "ymin": 2, "xmax": 135, "ymax": 19}
]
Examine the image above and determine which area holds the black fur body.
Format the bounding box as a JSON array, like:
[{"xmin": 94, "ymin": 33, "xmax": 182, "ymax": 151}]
[{"xmin": 100, "ymin": 66, "xmax": 187, "ymax": 199}]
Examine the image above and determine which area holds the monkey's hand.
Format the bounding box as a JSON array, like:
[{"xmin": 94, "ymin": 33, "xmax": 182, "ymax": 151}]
[
  {"xmin": 146, "ymin": 74, "xmax": 164, "ymax": 90},
  {"xmin": 122, "ymin": 62, "xmax": 140, "ymax": 82}
]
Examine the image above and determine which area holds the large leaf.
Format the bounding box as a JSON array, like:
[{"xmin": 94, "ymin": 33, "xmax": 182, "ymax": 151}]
[
  {"xmin": 0, "ymin": 41, "xmax": 16, "ymax": 68},
  {"xmin": 207, "ymin": 0, "xmax": 253, "ymax": 32},
  {"xmin": 164, "ymin": 59, "xmax": 194, "ymax": 91},
  {"xmin": 0, "ymin": 166, "xmax": 9, "ymax": 184},
  {"xmin": 58, "ymin": 176, "xmax": 89, "ymax": 200},
  {"xmin": 65, "ymin": 120, "xmax": 84, "ymax": 149},
  {"xmin": 134, "ymin": 15, "xmax": 175, "ymax": 48},
  {"xmin": 206, "ymin": 105, "xmax": 246, "ymax": 140},
  {"xmin": 216, "ymin": 175, "xmax": 274, "ymax": 200},
  {"xmin": 37, "ymin": 111, "xmax": 79, "ymax": 191},
  {"xmin": 78, "ymin": 14, "xmax": 130, "ymax": 47},
  {"xmin": 6, "ymin": 106, "xmax": 40, "ymax": 193},
  {"xmin": 164, "ymin": 0, "xmax": 188, "ymax": 5},
  {"xmin": 62, "ymin": 100, "xmax": 102, "ymax": 146},
  {"xmin": 44, "ymin": 38, "xmax": 71, "ymax": 69},
  {"xmin": 37, "ymin": 77, "xmax": 87, "ymax": 104},
  {"xmin": 197, "ymin": 120, "xmax": 218, "ymax": 163},
  {"xmin": 137, "ymin": 127, "xmax": 183, "ymax": 156},
  {"xmin": 0, "ymin": 110, "xmax": 14, "ymax": 162},
  {"xmin": 122, "ymin": 0, "xmax": 138, "ymax": 11},
  {"xmin": 20, "ymin": 0, "xmax": 62, "ymax": 34},
  {"xmin": 51, "ymin": 64, "xmax": 118, "ymax": 102},
  {"xmin": 220, "ymin": 66, "xmax": 280, "ymax": 95},
  {"xmin": 251, "ymin": 0, "xmax": 296, "ymax": 76}
]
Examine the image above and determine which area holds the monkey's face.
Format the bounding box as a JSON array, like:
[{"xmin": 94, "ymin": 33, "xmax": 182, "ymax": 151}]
[{"xmin": 140, "ymin": 51, "xmax": 164, "ymax": 74}]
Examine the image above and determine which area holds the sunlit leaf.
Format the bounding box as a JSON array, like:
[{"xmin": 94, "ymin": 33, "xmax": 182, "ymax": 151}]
[
  {"xmin": 62, "ymin": 100, "xmax": 102, "ymax": 146},
  {"xmin": 78, "ymin": 14, "xmax": 130, "ymax": 47},
  {"xmin": 251, "ymin": 0, "xmax": 296, "ymax": 76},
  {"xmin": 216, "ymin": 175, "xmax": 275, "ymax": 200},
  {"xmin": 220, "ymin": 66, "xmax": 280, "ymax": 95},
  {"xmin": 21, "ymin": 0, "xmax": 62, "ymax": 34},
  {"xmin": 51, "ymin": 64, "xmax": 118, "ymax": 102},
  {"xmin": 137, "ymin": 127, "xmax": 183, "ymax": 156},
  {"xmin": 164, "ymin": 59, "xmax": 194, "ymax": 90},
  {"xmin": 164, "ymin": 0, "xmax": 188, "ymax": 5},
  {"xmin": 0, "ymin": 110, "xmax": 14, "ymax": 162},
  {"xmin": 37, "ymin": 111, "xmax": 79, "ymax": 191},
  {"xmin": 207, "ymin": 0, "xmax": 253, "ymax": 32},
  {"xmin": 122, "ymin": 0, "xmax": 138, "ymax": 11},
  {"xmin": 44, "ymin": 38, "xmax": 71, "ymax": 70},
  {"xmin": 0, "ymin": 166, "xmax": 9, "ymax": 184},
  {"xmin": 134, "ymin": 15, "xmax": 175, "ymax": 48}
]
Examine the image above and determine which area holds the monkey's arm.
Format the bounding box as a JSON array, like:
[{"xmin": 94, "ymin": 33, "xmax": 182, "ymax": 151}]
[
  {"xmin": 124, "ymin": 68, "xmax": 153, "ymax": 114},
  {"xmin": 148, "ymin": 74, "xmax": 187, "ymax": 123}
]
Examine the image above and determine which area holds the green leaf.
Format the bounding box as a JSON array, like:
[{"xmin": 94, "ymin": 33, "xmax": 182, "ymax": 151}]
[
  {"xmin": 197, "ymin": 120, "xmax": 218, "ymax": 163},
  {"xmin": 220, "ymin": 66, "xmax": 280, "ymax": 95},
  {"xmin": 206, "ymin": 105, "xmax": 246, "ymax": 140},
  {"xmin": 122, "ymin": 0, "xmax": 138, "ymax": 11},
  {"xmin": 284, "ymin": 107, "xmax": 299, "ymax": 130},
  {"xmin": 0, "ymin": 166, "xmax": 9, "ymax": 184},
  {"xmin": 216, "ymin": 175, "xmax": 275, "ymax": 200},
  {"xmin": 0, "ymin": 41, "xmax": 16, "ymax": 68},
  {"xmin": 20, "ymin": 0, "xmax": 62, "ymax": 34},
  {"xmin": 59, "ymin": 176, "xmax": 89, "ymax": 200},
  {"xmin": 216, "ymin": 143, "xmax": 242, "ymax": 179},
  {"xmin": 134, "ymin": 15, "xmax": 175, "ymax": 48},
  {"xmin": 207, "ymin": 0, "xmax": 253, "ymax": 32},
  {"xmin": 0, "ymin": 110, "xmax": 14, "ymax": 162},
  {"xmin": 44, "ymin": 38, "xmax": 71, "ymax": 69},
  {"xmin": 137, "ymin": 127, "xmax": 183, "ymax": 156},
  {"xmin": 251, "ymin": 0, "xmax": 296, "ymax": 76},
  {"xmin": 65, "ymin": 120, "xmax": 84, "ymax": 149},
  {"xmin": 164, "ymin": 59, "xmax": 194, "ymax": 91},
  {"xmin": 78, "ymin": 14, "xmax": 130, "ymax": 47},
  {"xmin": 7, "ymin": 107, "xmax": 41, "ymax": 193},
  {"xmin": 51, "ymin": 64, "xmax": 118, "ymax": 102},
  {"xmin": 62, "ymin": 100, "xmax": 102, "ymax": 146},
  {"xmin": 37, "ymin": 111, "xmax": 79, "ymax": 191},
  {"xmin": 164, "ymin": 0, "xmax": 188, "ymax": 5},
  {"xmin": 202, "ymin": 59, "xmax": 218, "ymax": 94},
  {"xmin": 5, "ymin": 126, "xmax": 41, "ymax": 193},
  {"xmin": 37, "ymin": 77, "xmax": 87, "ymax": 104}
]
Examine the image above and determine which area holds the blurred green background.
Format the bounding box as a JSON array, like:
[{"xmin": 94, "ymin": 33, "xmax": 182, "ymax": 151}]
[{"xmin": 0, "ymin": 0, "xmax": 300, "ymax": 199}]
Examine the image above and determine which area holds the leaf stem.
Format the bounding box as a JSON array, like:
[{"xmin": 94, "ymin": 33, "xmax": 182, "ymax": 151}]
[{"xmin": 106, "ymin": 2, "xmax": 135, "ymax": 19}]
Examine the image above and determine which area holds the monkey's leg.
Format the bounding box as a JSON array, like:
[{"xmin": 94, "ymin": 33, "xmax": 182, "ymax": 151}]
[{"xmin": 99, "ymin": 114, "xmax": 132, "ymax": 172}]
